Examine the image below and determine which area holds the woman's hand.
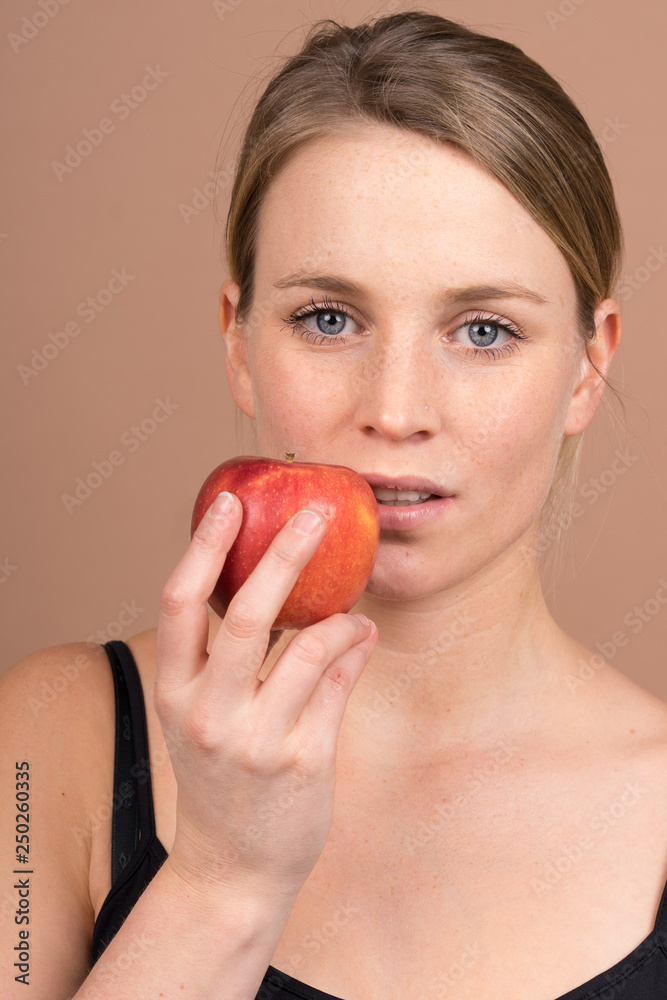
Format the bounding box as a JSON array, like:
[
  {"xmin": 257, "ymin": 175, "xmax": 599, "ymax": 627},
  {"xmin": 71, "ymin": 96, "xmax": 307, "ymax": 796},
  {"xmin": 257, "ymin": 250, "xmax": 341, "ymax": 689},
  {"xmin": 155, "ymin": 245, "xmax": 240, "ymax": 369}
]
[{"xmin": 154, "ymin": 490, "xmax": 377, "ymax": 907}]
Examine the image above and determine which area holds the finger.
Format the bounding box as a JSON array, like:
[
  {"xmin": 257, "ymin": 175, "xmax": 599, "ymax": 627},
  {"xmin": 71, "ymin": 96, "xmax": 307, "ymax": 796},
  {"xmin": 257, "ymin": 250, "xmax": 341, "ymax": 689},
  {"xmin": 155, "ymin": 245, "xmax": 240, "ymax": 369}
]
[
  {"xmin": 156, "ymin": 491, "xmax": 241, "ymax": 691},
  {"xmin": 255, "ymin": 613, "xmax": 374, "ymax": 732},
  {"xmin": 298, "ymin": 619, "xmax": 377, "ymax": 749},
  {"xmin": 207, "ymin": 508, "xmax": 328, "ymax": 695}
]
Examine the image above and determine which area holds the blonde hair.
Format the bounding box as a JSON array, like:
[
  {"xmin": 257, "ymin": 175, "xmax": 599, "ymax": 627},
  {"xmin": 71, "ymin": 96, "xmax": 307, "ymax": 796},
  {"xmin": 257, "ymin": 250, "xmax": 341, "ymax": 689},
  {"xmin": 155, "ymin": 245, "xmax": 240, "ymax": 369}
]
[{"xmin": 220, "ymin": 11, "xmax": 625, "ymax": 557}]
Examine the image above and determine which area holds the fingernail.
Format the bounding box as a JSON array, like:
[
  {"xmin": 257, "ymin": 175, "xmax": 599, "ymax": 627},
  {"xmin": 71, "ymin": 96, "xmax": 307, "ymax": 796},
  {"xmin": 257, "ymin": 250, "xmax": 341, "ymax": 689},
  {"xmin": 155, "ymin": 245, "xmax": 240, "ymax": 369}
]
[
  {"xmin": 210, "ymin": 491, "xmax": 235, "ymax": 518},
  {"xmin": 292, "ymin": 508, "xmax": 324, "ymax": 535},
  {"xmin": 351, "ymin": 613, "xmax": 372, "ymax": 627}
]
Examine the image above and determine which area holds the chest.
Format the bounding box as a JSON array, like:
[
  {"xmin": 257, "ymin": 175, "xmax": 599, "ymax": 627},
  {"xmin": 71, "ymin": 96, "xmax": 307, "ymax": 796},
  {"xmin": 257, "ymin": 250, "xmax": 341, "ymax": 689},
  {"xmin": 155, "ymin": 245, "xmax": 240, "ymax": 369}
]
[
  {"xmin": 89, "ymin": 692, "xmax": 667, "ymax": 1000},
  {"xmin": 265, "ymin": 754, "xmax": 667, "ymax": 1000}
]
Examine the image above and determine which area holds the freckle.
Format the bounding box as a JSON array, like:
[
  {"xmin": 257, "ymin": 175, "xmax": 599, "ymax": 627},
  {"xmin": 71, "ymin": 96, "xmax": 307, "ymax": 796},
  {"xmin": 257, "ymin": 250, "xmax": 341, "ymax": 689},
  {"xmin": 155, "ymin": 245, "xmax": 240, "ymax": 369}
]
[{"xmin": 629, "ymin": 728, "xmax": 636, "ymax": 734}]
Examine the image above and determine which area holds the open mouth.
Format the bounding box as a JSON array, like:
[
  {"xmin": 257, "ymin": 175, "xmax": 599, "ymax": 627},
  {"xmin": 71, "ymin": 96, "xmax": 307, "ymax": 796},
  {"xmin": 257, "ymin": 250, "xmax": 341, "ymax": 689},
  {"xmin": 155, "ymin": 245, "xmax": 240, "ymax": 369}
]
[{"xmin": 371, "ymin": 488, "xmax": 436, "ymax": 506}]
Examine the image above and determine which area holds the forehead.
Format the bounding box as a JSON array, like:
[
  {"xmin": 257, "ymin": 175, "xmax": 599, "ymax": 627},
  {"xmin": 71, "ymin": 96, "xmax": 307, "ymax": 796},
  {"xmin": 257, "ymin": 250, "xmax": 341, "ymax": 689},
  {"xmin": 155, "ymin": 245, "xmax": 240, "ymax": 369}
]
[{"xmin": 255, "ymin": 125, "xmax": 574, "ymax": 307}]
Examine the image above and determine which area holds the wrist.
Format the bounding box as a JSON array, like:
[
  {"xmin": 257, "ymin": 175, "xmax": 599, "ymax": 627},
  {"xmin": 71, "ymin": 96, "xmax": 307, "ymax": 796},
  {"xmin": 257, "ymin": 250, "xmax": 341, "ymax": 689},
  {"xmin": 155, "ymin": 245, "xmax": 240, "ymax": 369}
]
[{"xmin": 158, "ymin": 854, "xmax": 297, "ymax": 928}]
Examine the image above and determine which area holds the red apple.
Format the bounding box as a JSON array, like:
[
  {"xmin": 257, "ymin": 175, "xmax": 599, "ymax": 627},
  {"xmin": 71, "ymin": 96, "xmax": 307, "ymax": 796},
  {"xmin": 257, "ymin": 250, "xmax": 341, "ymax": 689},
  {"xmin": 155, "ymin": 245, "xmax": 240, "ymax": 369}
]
[{"xmin": 190, "ymin": 453, "xmax": 380, "ymax": 630}]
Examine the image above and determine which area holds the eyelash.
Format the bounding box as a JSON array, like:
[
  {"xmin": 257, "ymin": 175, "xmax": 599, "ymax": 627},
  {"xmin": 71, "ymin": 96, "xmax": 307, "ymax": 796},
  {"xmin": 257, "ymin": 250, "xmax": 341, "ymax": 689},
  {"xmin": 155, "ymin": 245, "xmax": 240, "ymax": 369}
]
[{"xmin": 281, "ymin": 296, "xmax": 528, "ymax": 359}]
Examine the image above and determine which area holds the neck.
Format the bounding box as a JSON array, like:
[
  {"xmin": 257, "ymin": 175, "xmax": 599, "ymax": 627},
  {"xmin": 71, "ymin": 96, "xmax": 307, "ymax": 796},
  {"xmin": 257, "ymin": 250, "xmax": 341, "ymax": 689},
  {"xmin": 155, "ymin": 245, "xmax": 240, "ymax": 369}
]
[
  {"xmin": 346, "ymin": 534, "xmax": 574, "ymax": 763},
  {"xmin": 206, "ymin": 530, "xmax": 577, "ymax": 764}
]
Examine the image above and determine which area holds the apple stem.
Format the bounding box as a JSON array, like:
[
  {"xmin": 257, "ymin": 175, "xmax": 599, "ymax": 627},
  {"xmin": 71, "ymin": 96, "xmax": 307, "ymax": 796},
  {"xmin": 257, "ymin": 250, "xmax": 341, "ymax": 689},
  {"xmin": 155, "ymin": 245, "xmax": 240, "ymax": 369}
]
[{"xmin": 285, "ymin": 452, "xmax": 295, "ymax": 463}]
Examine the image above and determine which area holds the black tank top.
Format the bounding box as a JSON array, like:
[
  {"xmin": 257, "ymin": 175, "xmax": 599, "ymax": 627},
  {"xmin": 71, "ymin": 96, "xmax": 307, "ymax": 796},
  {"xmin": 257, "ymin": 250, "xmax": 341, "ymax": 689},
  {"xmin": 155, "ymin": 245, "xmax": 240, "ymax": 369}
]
[{"xmin": 91, "ymin": 640, "xmax": 667, "ymax": 998}]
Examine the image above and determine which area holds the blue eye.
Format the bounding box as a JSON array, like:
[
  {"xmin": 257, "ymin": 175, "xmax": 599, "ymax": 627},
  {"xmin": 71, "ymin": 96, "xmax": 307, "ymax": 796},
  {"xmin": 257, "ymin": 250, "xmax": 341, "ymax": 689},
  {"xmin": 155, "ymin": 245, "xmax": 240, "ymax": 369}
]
[
  {"xmin": 468, "ymin": 321, "xmax": 503, "ymax": 347},
  {"xmin": 314, "ymin": 310, "xmax": 347, "ymax": 336},
  {"xmin": 282, "ymin": 296, "xmax": 361, "ymax": 345},
  {"xmin": 280, "ymin": 300, "xmax": 528, "ymax": 361},
  {"xmin": 450, "ymin": 312, "xmax": 527, "ymax": 360}
]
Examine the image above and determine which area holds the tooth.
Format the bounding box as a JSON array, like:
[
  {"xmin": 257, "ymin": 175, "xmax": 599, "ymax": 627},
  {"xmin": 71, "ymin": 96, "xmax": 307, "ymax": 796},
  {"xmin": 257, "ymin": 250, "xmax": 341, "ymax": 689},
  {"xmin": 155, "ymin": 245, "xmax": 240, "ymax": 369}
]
[
  {"xmin": 372, "ymin": 487, "xmax": 434, "ymax": 506},
  {"xmin": 373, "ymin": 489, "xmax": 429, "ymax": 501}
]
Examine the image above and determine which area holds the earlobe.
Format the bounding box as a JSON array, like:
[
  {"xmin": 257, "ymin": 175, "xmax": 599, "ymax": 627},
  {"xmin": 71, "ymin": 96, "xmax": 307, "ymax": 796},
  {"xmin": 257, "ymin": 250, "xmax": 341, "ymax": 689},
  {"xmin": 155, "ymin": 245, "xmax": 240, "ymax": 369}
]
[
  {"xmin": 563, "ymin": 298, "xmax": 622, "ymax": 437},
  {"xmin": 218, "ymin": 279, "xmax": 255, "ymax": 420}
]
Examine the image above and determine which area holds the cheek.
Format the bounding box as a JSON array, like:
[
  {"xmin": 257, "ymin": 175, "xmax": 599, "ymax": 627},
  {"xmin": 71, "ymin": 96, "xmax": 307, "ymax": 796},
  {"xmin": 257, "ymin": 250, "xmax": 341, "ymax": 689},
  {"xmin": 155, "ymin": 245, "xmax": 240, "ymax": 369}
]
[
  {"xmin": 250, "ymin": 348, "xmax": 342, "ymax": 452},
  {"xmin": 461, "ymin": 373, "xmax": 571, "ymax": 513}
]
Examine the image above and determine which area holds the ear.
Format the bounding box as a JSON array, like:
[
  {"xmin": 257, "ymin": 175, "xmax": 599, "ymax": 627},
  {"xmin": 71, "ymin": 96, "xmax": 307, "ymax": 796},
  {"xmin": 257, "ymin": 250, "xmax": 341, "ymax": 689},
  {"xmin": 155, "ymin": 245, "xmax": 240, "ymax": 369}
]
[
  {"xmin": 563, "ymin": 298, "xmax": 622, "ymax": 436},
  {"xmin": 219, "ymin": 279, "xmax": 255, "ymax": 419}
]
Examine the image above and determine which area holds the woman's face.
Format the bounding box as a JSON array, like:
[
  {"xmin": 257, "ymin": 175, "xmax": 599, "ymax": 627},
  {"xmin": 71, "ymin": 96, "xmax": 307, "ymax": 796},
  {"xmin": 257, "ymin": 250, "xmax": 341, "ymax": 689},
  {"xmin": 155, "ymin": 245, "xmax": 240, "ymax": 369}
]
[{"xmin": 221, "ymin": 125, "xmax": 618, "ymax": 602}]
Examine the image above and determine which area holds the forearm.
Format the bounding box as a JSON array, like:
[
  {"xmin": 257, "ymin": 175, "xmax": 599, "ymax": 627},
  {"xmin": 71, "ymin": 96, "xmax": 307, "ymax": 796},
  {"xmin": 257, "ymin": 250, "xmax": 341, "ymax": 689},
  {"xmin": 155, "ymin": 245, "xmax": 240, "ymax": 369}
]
[{"xmin": 75, "ymin": 860, "xmax": 294, "ymax": 1000}]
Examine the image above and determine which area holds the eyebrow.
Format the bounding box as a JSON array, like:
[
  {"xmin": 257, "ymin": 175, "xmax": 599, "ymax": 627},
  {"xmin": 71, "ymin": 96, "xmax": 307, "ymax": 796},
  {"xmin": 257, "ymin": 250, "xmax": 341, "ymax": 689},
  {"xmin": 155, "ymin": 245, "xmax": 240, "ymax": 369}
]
[{"xmin": 273, "ymin": 271, "xmax": 549, "ymax": 306}]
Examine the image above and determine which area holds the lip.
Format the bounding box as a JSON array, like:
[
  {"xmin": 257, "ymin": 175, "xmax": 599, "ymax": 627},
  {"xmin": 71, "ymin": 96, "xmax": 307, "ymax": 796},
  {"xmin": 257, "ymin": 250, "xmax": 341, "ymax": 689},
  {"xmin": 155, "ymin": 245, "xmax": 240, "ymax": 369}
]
[
  {"xmin": 359, "ymin": 473, "xmax": 453, "ymax": 498},
  {"xmin": 374, "ymin": 494, "xmax": 455, "ymax": 531}
]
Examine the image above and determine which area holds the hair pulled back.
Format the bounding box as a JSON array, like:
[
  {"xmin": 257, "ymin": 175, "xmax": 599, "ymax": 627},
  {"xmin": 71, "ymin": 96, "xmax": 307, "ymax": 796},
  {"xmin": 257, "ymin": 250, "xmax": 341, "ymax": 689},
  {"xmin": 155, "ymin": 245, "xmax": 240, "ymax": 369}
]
[{"xmin": 220, "ymin": 10, "xmax": 624, "ymax": 550}]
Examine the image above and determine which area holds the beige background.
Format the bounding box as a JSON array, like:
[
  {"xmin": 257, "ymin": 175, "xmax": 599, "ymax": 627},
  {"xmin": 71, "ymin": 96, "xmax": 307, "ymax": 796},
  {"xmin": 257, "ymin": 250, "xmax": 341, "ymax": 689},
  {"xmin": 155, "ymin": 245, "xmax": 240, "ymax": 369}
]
[{"xmin": 2, "ymin": 0, "xmax": 665, "ymax": 696}]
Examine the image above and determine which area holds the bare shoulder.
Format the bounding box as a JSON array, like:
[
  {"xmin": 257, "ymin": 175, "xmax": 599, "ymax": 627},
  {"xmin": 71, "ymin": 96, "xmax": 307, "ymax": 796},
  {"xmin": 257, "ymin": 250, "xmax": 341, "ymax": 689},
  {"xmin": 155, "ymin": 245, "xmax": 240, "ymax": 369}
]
[
  {"xmin": 599, "ymin": 659, "xmax": 667, "ymax": 737},
  {"xmin": 1, "ymin": 639, "xmax": 116, "ymax": 754},
  {"xmin": 574, "ymin": 652, "xmax": 667, "ymax": 786},
  {"xmin": 562, "ymin": 632, "xmax": 667, "ymax": 727},
  {"xmin": 0, "ymin": 641, "xmax": 117, "ymax": 862},
  {"xmin": 0, "ymin": 641, "xmax": 117, "ymax": 995}
]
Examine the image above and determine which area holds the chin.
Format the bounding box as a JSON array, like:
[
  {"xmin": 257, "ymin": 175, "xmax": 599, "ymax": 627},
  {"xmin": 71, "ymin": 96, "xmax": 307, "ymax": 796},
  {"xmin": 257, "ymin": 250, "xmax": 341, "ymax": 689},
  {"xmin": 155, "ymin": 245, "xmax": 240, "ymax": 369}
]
[
  {"xmin": 363, "ymin": 578, "xmax": 428, "ymax": 602},
  {"xmin": 365, "ymin": 531, "xmax": 494, "ymax": 603},
  {"xmin": 363, "ymin": 554, "xmax": 440, "ymax": 602}
]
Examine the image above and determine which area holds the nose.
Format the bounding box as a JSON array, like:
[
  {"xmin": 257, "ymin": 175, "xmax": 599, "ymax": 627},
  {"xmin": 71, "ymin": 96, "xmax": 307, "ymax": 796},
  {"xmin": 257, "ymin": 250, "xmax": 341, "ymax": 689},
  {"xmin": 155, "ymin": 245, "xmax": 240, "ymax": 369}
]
[{"xmin": 353, "ymin": 333, "xmax": 441, "ymax": 442}]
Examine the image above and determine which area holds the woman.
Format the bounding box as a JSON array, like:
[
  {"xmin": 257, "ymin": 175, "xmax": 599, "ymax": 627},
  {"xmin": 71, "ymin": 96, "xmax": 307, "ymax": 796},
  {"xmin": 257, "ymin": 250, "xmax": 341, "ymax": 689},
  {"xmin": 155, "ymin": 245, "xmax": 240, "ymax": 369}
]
[{"xmin": 2, "ymin": 10, "xmax": 666, "ymax": 999}]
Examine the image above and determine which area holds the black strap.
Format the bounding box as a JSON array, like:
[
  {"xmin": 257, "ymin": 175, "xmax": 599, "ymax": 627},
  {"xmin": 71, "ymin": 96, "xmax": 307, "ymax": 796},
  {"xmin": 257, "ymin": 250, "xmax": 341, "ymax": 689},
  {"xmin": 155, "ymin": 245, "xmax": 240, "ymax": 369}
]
[{"xmin": 103, "ymin": 640, "xmax": 157, "ymax": 886}]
